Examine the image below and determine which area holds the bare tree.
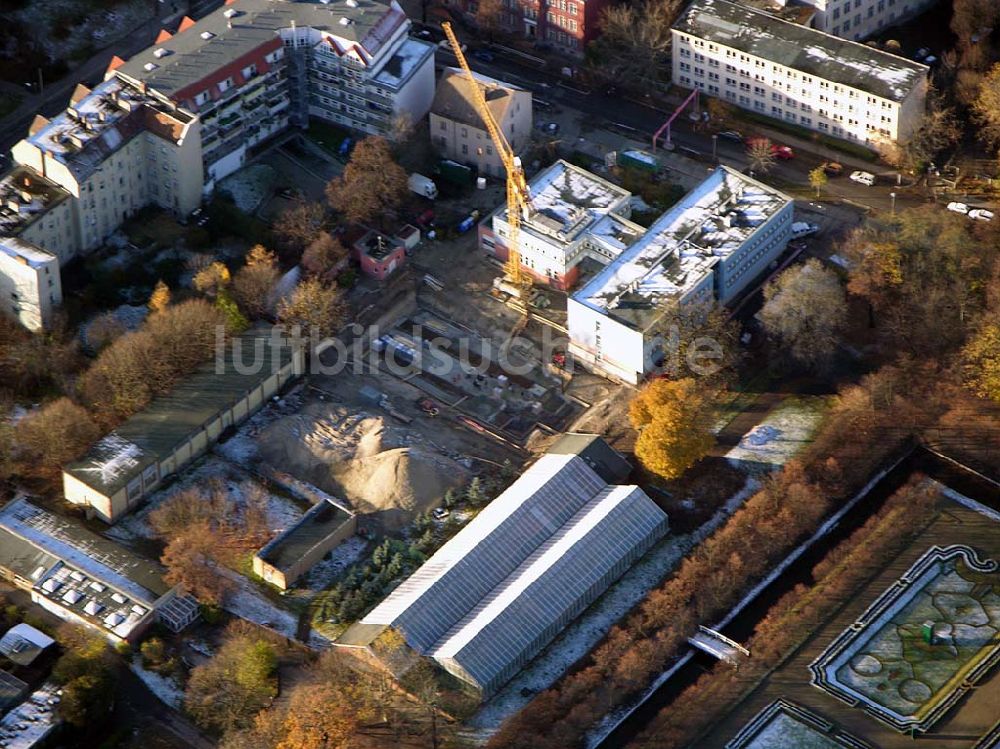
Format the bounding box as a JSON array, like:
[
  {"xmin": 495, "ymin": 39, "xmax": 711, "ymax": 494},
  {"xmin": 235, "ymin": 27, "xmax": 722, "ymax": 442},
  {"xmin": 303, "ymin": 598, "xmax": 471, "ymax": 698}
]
[
  {"xmin": 879, "ymin": 95, "xmax": 960, "ymax": 173},
  {"xmin": 588, "ymin": 0, "xmax": 682, "ymax": 88},
  {"xmin": 232, "ymin": 245, "xmax": 280, "ymax": 320},
  {"xmin": 325, "ymin": 136, "xmax": 408, "ymax": 230},
  {"xmin": 272, "ymin": 200, "xmax": 327, "ymax": 253},
  {"xmin": 15, "ymin": 398, "xmax": 100, "ymax": 478},
  {"xmin": 746, "ymin": 138, "xmax": 776, "ymax": 175},
  {"xmin": 475, "ymin": 0, "xmax": 504, "ymax": 41},
  {"xmin": 759, "ymin": 259, "xmax": 847, "ymax": 371},
  {"xmin": 277, "ymin": 277, "xmax": 346, "ymax": 338},
  {"xmin": 301, "ymin": 232, "xmax": 349, "ymax": 282},
  {"xmin": 973, "ymin": 63, "xmax": 1000, "ymax": 150}
]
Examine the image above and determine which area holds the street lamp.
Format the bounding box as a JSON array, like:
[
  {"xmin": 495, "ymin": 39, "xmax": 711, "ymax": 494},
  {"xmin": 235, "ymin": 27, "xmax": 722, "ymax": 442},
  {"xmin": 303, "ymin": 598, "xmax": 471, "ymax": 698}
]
[
  {"xmin": 890, "ymin": 192, "xmax": 896, "ymax": 216},
  {"xmin": 712, "ymin": 134, "xmax": 718, "ymax": 162}
]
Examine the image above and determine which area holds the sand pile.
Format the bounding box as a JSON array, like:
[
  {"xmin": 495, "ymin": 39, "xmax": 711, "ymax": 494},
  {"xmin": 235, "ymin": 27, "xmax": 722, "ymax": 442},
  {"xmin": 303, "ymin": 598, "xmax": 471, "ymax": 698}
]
[{"xmin": 256, "ymin": 404, "xmax": 465, "ymax": 529}]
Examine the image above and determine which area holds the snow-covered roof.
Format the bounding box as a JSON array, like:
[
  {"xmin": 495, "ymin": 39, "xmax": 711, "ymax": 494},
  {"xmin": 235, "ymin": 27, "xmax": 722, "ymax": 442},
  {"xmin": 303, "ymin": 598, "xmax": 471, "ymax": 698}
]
[
  {"xmin": 373, "ymin": 36, "xmax": 434, "ymax": 89},
  {"xmin": 26, "ymin": 77, "xmax": 192, "ymax": 182},
  {"xmin": 674, "ymin": 0, "xmax": 928, "ymax": 102},
  {"xmin": 0, "ymin": 166, "xmax": 71, "ymax": 237},
  {"xmin": 574, "ymin": 166, "xmax": 791, "ymax": 331},
  {"xmin": 0, "ymin": 238, "xmax": 57, "ymax": 271},
  {"xmin": 117, "ymin": 0, "xmax": 409, "ymax": 100},
  {"xmin": 359, "ymin": 441, "xmax": 668, "ymax": 695},
  {"xmin": 496, "ymin": 160, "xmax": 631, "ymax": 249}
]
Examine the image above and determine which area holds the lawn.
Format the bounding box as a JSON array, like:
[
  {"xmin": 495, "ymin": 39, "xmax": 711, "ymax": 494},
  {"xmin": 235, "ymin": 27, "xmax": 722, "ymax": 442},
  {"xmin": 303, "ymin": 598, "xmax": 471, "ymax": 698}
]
[{"xmin": 304, "ymin": 118, "xmax": 351, "ymax": 157}]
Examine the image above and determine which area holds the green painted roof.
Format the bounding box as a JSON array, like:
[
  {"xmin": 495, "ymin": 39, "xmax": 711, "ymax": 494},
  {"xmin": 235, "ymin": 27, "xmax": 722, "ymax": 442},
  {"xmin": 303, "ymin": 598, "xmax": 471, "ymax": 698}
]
[{"xmin": 65, "ymin": 328, "xmax": 299, "ymax": 497}]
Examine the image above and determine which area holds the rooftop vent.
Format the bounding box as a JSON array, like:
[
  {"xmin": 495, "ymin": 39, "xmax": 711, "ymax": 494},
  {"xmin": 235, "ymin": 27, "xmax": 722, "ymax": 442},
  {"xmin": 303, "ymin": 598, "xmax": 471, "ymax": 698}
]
[
  {"xmin": 223, "ymin": 7, "xmax": 239, "ymax": 18},
  {"xmin": 345, "ymin": 0, "xmax": 359, "ymax": 6},
  {"xmin": 339, "ymin": 16, "xmax": 353, "ymax": 25},
  {"xmin": 154, "ymin": 47, "xmax": 170, "ymax": 58},
  {"xmin": 200, "ymin": 30, "xmax": 215, "ymax": 40},
  {"xmin": 143, "ymin": 62, "xmax": 158, "ymax": 72}
]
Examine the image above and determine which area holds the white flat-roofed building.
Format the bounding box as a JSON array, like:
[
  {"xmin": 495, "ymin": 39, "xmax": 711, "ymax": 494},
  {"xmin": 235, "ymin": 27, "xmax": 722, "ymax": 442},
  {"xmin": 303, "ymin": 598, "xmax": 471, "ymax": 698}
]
[
  {"xmin": 672, "ymin": 0, "xmax": 929, "ymax": 146},
  {"xmin": 338, "ymin": 437, "xmax": 667, "ymax": 697},
  {"xmin": 0, "ymin": 238, "xmax": 61, "ymax": 331},
  {"xmin": 478, "ymin": 159, "xmax": 635, "ymax": 290},
  {"xmin": 569, "ymin": 166, "xmax": 793, "ymax": 384},
  {"xmin": 798, "ymin": 0, "xmax": 938, "ymax": 41}
]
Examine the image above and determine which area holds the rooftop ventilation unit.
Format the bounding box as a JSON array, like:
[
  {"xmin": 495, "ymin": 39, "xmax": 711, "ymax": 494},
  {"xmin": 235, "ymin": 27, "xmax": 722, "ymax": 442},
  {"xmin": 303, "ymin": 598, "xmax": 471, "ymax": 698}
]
[
  {"xmin": 223, "ymin": 7, "xmax": 239, "ymax": 17},
  {"xmin": 143, "ymin": 62, "xmax": 158, "ymax": 72},
  {"xmin": 154, "ymin": 47, "xmax": 170, "ymax": 58},
  {"xmin": 345, "ymin": 0, "xmax": 359, "ymax": 6},
  {"xmin": 339, "ymin": 16, "xmax": 353, "ymax": 25},
  {"xmin": 201, "ymin": 30, "xmax": 215, "ymax": 40}
]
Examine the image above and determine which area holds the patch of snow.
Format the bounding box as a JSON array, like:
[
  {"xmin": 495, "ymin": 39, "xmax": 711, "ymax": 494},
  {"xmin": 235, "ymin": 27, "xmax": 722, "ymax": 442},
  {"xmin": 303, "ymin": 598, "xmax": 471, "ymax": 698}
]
[
  {"xmin": 218, "ymin": 164, "xmax": 277, "ymax": 214},
  {"xmin": 725, "ymin": 396, "xmax": 829, "ymax": 471},
  {"xmin": 219, "ymin": 567, "xmax": 304, "ymax": 641},
  {"xmin": 130, "ymin": 657, "xmax": 184, "ymax": 710}
]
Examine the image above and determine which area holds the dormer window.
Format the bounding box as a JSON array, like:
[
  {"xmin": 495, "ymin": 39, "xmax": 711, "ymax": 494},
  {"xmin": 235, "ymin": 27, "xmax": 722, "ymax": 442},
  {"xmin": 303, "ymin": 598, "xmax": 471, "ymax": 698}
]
[
  {"xmin": 143, "ymin": 62, "xmax": 158, "ymax": 71},
  {"xmin": 200, "ymin": 31, "xmax": 215, "ymax": 40}
]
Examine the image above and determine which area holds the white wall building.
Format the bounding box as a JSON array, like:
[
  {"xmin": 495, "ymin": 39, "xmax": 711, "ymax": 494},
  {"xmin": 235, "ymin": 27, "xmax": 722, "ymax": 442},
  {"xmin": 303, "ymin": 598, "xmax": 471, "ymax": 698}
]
[
  {"xmin": 795, "ymin": 0, "xmax": 938, "ymax": 40},
  {"xmin": 672, "ymin": 0, "xmax": 929, "ymax": 146},
  {"xmin": 569, "ymin": 167, "xmax": 793, "ymax": 384},
  {"xmin": 0, "ymin": 239, "xmax": 61, "ymax": 332},
  {"xmin": 479, "ymin": 159, "xmax": 636, "ymax": 290},
  {"xmin": 430, "ymin": 68, "xmax": 532, "ymax": 178}
]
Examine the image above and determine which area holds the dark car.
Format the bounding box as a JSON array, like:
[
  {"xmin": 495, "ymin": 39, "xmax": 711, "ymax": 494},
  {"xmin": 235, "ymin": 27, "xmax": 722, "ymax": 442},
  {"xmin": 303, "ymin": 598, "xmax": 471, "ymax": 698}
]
[
  {"xmin": 717, "ymin": 130, "xmax": 744, "ymax": 142},
  {"xmin": 471, "ymin": 49, "xmax": 495, "ymax": 63}
]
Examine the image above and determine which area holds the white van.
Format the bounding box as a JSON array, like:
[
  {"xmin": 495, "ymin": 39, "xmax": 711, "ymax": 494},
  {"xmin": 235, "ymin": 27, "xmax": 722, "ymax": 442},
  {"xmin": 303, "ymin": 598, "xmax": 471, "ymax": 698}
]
[{"xmin": 850, "ymin": 171, "xmax": 876, "ymax": 186}]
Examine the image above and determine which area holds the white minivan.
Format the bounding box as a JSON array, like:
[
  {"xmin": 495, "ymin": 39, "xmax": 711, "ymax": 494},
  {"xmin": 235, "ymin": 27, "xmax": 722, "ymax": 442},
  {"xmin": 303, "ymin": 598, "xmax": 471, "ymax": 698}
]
[{"xmin": 850, "ymin": 171, "xmax": 876, "ymax": 186}]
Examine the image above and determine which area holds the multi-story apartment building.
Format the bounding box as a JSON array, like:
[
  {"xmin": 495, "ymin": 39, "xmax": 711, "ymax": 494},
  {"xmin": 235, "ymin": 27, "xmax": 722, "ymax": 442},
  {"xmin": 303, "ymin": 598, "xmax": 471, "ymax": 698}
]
[
  {"xmin": 0, "ymin": 238, "xmax": 61, "ymax": 332},
  {"xmin": 0, "ymin": 0, "xmax": 435, "ymax": 330},
  {"xmin": 115, "ymin": 0, "xmax": 434, "ymax": 188},
  {"xmin": 568, "ymin": 166, "xmax": 794, "ymax": 384},
  {"xmin": 455, "ymin": 0, "xmax": 607, "ymax": 56},
  {"xmin": 796, "ymin": 0, "xmax": 937, "ymax": 40},
  {"xmin": 12, "ymin": 77, "xmax": 203, "ymax": 253},
  {"xmin": 429, "ymin": 68, "xmax": 531, "ymax": 178},
  {"xmin": 672, "ymin": 0, "xmax": 929, "ymax": 146}
]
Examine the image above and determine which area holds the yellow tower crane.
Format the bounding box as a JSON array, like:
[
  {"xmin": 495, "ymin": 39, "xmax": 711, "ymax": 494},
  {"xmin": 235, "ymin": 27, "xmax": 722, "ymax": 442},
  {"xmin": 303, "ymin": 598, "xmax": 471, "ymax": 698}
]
[{"xmin": 442, "ymin": 21, "xmax": 530, "ymax": 291}]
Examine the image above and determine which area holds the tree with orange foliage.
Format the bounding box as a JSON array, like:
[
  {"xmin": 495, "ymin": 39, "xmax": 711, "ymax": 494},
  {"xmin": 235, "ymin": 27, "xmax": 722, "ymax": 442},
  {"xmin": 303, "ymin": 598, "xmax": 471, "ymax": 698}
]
[
  {"xmin": 161, "ymin": 522, "xmax": 233, "ymax": 605},
  {"xmin": 629, "ymin": 378, "xmax": 714, "ymax": 480}
]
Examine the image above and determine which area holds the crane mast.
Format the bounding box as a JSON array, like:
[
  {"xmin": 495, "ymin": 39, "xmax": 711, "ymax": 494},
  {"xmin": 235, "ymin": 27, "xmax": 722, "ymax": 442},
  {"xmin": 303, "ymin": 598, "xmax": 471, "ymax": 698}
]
[{"xmin": 442, "ymin": 22, "xmax": 529, "ymax": 289}]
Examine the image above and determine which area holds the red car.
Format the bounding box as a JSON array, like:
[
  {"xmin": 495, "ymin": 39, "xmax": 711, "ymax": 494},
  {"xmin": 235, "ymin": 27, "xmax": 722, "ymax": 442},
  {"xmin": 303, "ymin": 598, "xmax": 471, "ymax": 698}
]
[{"xmin": 745, "ymin": 139, "xmax": 795, "ymax": 160}]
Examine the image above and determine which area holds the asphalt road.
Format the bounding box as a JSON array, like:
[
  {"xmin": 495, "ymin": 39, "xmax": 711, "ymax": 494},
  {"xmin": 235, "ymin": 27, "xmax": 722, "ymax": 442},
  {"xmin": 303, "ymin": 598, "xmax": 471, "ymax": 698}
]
[{"xmin": 446, "ymin": 46, "xmax": 933, "ymax": 216}]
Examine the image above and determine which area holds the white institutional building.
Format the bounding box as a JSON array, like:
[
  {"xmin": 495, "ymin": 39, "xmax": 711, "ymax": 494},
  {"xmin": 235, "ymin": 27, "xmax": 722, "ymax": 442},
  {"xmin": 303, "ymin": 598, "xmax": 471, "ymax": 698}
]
[
  {"xmin": 795, "ymin": 0, "xmax": 938, "ymax": 40},
  {"xmin": 0, "ymin": 0, "xmax": 436, "ymax": 330},
  {"xmin": 672, "ymin": 0, "xmax": 929, "ymax": 146}
]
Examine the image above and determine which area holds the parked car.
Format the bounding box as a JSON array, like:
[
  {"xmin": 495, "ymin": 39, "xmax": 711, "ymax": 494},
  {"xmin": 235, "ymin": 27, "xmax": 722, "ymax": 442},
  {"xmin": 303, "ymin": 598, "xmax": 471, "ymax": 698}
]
[
  {"xmin": 537, "ymin": 121, "xmax": 560, "ymax": 135},
  {"xmin": 969, "ymin": 208, "xmax": 995, "ymax": 221},
  {"xmin": 850, "ymin": 170, "xmax": 876, "ymax": 186},
  {"xmin": 433, "ymin": 507, "xmax": 451, "ymax": 520},
  {"xmin": 821, "ymin": 161, "xmax": 843, "ymax": 176},
  {"xmin": 914, "ymin": 47, "xmax": 931, "ymax": 60},
  {"xmin": 791, "ymin": 221, "xmax": 820, "ymax": 238},
  {"xmin": 770, "ymin": 144, "xmax": 795, "ymax": 159},
  {"xmin": 717, "ymin": 130, "xmax": 744, "ymax": 142},
  {"xmin": 471, "ymin": 49, "xmax": 495, "ymax": 62},
  {"xmin": 947, "ymin": 201, "xmax": 970, "ymax": 214},
  {"xmin": 438, "ymin": 39, "xmax": 467, "ymax": 54}
]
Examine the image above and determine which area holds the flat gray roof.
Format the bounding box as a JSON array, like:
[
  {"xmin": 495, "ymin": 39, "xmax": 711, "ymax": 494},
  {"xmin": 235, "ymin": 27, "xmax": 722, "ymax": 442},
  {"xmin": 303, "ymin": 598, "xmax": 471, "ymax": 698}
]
[
  {"xmin": 673, "ymin": 0, "xmax": 928, "ymax": 102},
  {"xmin": 547, "ymin": 434, "xmax": 632, "ymax": 484},
  {"xmin": 65, "ymin": 328, "xmax": 298, "ymax": 497},
  {"xmin": 117, "ymin": 0, "xmax": 407, "ymax": 100},
  {"xmin": 0, "ymin": 166, "xmax": 72, "ymax": 237},
  {"xmin": 257, "ymin": 499, "xmax": 354, "ymax": 573}
]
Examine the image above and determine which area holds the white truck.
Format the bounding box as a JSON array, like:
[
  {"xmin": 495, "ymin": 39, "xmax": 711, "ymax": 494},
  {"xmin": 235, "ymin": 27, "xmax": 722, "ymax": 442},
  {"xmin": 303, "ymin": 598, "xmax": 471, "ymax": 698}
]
[{"xmin": 408, "ymin": 173, "xmax": 439, "ymax": 200}]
